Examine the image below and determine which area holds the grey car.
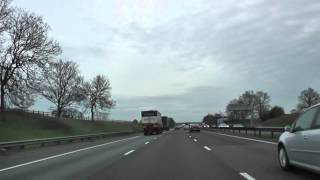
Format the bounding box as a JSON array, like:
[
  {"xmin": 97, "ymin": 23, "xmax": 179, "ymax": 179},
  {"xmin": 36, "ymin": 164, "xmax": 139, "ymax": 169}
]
[{"xmin": 278, "ymin": 104, "xmax": 320, "ymax": 173}]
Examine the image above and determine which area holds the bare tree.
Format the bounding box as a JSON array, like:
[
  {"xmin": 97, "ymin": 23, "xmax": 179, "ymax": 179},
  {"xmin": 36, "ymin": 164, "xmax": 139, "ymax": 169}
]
[
  {"xmin": 239, "ymin": 91, "xmax": 256, "ymax": 110},
  {"xmin": 255, "ymin": 91, "xmax": 271, "ymax": 119},
  {"xmin": 0, "ymin": 9, "xmax": 61, "ymax": 110},
  {"xmin": 226, "ymin": 99, "xmax": 250, "ymax": 120},
  {"xmin": 227, "ymin": 90, "xmax": 271, "ymax": 120},
  {"xmin": 0, "ymin": 0, "xmax": 11, "ymax": 32},
  {"xmin": 39, "ymin": 59, "xmax": 83, "ymax": 117},
  {"xmin": 297, "ymin": 88, "xmax": 320, "ymax": 110},
  {"xmin": 82, "ymin": 75, "xmax": 115, "ymax": 121}
]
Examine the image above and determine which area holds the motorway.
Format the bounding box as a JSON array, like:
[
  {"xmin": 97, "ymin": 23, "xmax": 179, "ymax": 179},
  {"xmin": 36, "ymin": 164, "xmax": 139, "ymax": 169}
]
[{"xmin": 0, "ymin": 130, "xmax": 319, "ymax": 180}]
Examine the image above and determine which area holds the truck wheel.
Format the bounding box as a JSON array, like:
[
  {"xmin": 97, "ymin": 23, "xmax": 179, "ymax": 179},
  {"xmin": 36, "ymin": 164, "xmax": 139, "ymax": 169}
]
[{"xmin": 144, "ymin": 132, "xmax": 148, "ymax": 136}]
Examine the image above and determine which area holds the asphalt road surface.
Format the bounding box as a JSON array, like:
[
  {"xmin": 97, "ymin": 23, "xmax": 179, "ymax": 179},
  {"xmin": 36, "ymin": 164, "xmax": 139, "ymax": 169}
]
[{"xmin": 0, "ymin": 130, "xmax": 319, "ymax": 180}]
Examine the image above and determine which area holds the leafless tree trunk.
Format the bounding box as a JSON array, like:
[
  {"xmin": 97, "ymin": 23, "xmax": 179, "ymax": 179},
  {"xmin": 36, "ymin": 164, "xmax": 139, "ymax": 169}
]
[
  {"xmin": 39, "ymin": 59, "xmax": 83, "ymax": 118},
  {"xmin": 0, "ymin": 9, "xmax": 61, "ymax": 110},
  {"xmin": 255, "ymin": 91, "xmax": 271, "ymax": 119},
  {"xmin": 82, "ymin": 75, "xmax": 115, "ymax": 121}
]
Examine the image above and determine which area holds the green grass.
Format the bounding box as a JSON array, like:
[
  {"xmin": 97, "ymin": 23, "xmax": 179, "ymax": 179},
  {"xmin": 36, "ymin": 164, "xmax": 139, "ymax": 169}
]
[
  {"xmin": 0, "ymin": 110, "xmax": 141, "ymax": 142},
  {"xmin": 260, "ymin": 114, "xmax": 299, "ymax": 127}
]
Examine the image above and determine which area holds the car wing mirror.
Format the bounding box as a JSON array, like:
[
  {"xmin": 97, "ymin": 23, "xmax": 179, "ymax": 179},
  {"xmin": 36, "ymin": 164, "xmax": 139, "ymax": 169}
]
[{"xmin": 284, "ymin": 125, "xmax": 291, "ymax": 132}]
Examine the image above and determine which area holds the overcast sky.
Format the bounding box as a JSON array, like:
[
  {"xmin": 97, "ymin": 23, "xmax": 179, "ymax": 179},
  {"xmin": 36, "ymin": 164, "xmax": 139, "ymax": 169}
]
[{"xmin": 13, "ymin": 0, "xmax": 320, "ymax": 122}]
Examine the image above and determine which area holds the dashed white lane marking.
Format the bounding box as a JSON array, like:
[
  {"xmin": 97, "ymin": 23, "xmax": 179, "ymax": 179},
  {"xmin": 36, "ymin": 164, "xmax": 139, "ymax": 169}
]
[
  {"xmin": 240, "ymin": 172, "xmax": 255, "ymax": 180},
  {"xmin": 193, "ymin": 139, "xmax": 198, "ymax": 142},
  {"xmin": 124, "ymin": 150, "xmax": 135, "ymax": 156},
  {"xmin": 189, "ymin": 136, "xmax": 192, "ymax": 138},
  {"xmin": 204, "ymin": 146, "xmax": 212, "ymax": 151},
  {"xmin": 145, "ymin": 141, "xmax": 149, "ymax": 145},
  {"xmin": 207, "ymin": 131, "xmax": 277, "ymax": 145},
  {"xmin": 153, "ymin": 137, "xmax": 157, "ymax": 140},
  {"xmin": 0, "ymin": 136, "xmax": 140, "ymax": 173}
]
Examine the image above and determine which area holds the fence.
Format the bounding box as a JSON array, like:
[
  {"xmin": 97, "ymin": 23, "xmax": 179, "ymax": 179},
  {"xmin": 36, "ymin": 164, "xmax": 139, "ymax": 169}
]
[
  {"xmin": 206, "ymin": 127, "xmax": 285, "ymax": 139},
  {"xmin": 2, "ymin": 108, "xmax": 92, "ymax": 121}
]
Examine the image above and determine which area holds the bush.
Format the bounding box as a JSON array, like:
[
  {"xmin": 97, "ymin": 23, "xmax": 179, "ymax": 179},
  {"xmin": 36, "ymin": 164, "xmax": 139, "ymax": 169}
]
[{"xmin": 269, "ymin": 106, "xmax": 285, "ymax": 118}]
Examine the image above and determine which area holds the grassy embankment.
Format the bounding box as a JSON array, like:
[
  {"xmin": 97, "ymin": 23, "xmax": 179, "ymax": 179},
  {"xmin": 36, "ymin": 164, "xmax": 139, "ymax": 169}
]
[
  {"xmin": 0, "ymin": 110, "xmax": 141, "ymax": 142},
  {"xmin": 259, "ymin": 113, "xmax": 299, "ymax": 127}
]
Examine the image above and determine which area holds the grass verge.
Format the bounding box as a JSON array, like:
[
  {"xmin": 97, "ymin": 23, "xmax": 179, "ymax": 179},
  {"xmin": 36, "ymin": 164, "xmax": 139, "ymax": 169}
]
[{"xmin": 0, "ymin": 110, "xmax": 141, "ymax": 142}]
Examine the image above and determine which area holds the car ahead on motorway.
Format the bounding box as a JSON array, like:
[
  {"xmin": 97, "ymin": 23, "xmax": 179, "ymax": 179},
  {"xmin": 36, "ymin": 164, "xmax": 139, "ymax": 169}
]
[
  {"xmin": 218, "ymin": 123, "xmax": 229, "ymax": 128},
  {"xmin": 232, "ymin": 124, "xmax": 244, "ymax": 128},
  {"xmin": 278, "ymin": 104, "xmax": 320, "ymax": 173},
  {"xmin": 189, "ymin": 124, "xmax": 200, "ymax": 132},
  {"xmin": 202, "ymin": 124, "xmax": 210, "ymax": 128}
]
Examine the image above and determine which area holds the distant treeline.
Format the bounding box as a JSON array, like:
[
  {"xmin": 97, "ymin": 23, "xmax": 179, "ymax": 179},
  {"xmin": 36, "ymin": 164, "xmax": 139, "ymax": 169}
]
[{"xmin": 203, "ymin": 87, "xmax": 320, "ymax": 126}]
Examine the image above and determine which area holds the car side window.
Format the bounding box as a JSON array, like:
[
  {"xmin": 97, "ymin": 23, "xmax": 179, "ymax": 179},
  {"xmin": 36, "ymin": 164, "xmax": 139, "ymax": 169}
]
[
  {"xmin": 294, "ymin": 107, "xmax": 318, "ymax": 132},
  {"xmin": 314, "ymin": 110, "xmax": 320, "ymax": 129}
]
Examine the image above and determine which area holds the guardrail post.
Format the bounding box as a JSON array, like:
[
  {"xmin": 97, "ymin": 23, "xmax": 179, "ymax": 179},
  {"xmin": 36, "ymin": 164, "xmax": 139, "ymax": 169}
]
[
  {"xmin": 245, "ymin": 129, "xmax": 247, "ymax": 135},
  {"xmin": 259, "ymin": 130, "xmax": 261, "ymax": 137},
  {"xmin": 271, "ymin": 131, "xmax": 274, "ymax": 138},
  {"xmin": 254, "ymin": 129, "xmax": 256, "ymax": 136}
]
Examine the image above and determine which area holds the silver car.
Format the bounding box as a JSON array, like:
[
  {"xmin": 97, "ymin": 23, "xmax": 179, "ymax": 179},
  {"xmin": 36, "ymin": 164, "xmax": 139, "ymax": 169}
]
[{"xmin": 278, "ymin": 104, "xmax": 320, "ymax": 173}]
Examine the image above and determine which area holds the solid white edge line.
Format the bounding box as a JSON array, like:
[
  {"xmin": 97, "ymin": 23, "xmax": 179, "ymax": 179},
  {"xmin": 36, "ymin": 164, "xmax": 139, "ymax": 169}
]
[
  {"xmin": 240, "ymin": 172, "xmax": 255, "ymax": 180},
  {"xmin": 124, "ymin": 150, "xmax": 135, "ymax": 156},
  {"xmin": 0, "ymin": 136, "xmax": 140, "ymax": 173},
  {"xmin": 204, "ymin": 146, "xmax": 211, "ymax": 151},
  {"xmin": 145, "ymin": 141, "xmax": 149, "ymax": 145},
  {"xmin": 207, "ymin": 131, "xmax": 277, "ymax": 145}
]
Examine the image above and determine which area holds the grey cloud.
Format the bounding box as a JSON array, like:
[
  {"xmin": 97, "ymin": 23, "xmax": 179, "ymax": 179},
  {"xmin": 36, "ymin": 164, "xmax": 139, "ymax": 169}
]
[
  {"xmin": 27, "ymin": 0, "xmax": 320, "ymax": 122},
  {"xmin": 109, "ymin": 0, "xmax": 320, "ymax": 121},
  {"xmin": 111, "ymin": 86, "xmax": 237, "ymax": 122}
]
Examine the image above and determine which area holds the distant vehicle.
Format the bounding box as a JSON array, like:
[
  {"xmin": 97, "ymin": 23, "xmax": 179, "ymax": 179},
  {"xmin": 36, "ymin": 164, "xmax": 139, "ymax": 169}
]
[
  {"xmin": 184, "ymin": 124, "xmax": 190, "ymax": 130},
  {"xmin": 218, "ymin": 123, "xmax": 229, "ymax": 128},
  {"xmin": 141, "ymin": 110, "xmax": 163, "ymax": 135},
  {"xmin": 189, "ymin": 124, "xmax": 201, "ymax": 132},
  {"xmin": 174, "ymin": 126, "xmax": 180, "ymax": 130},
  {"xmin": 203, "ymin": 124, "xmax": 210, "ymax": 128},
  {"xmin": 161, "ymin": 116, "xmax": 170, "ymax": 131},
  {"xmin": 278, "ymin": 104, "xmax": 320, "ymax": 173},
  {"xmin": 232, "ymin": 124, "xmax": 244, "ymax": 128}
]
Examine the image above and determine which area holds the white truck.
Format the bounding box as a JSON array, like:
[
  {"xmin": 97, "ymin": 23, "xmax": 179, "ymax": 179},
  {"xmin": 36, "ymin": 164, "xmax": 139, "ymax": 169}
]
[{"xmin": 141, "ymin": 110, "xmax": 163, "ymax": 135}]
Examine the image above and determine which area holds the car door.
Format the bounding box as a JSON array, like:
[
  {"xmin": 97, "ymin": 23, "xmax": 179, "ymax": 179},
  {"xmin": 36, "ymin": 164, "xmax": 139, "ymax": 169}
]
[
  {"xmin": 286, "ymin": 106, "xmax": 318, "ymax": 165},
  {"xmin": 305, "ymin": 109, "xmax": 320, "ymax": 168}
]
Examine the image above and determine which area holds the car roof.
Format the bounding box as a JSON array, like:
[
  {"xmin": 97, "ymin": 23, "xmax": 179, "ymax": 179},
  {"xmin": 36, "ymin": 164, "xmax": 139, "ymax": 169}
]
[{"xmin": 303, "ymin": 103, "xmax": 320, "ymax": 112}]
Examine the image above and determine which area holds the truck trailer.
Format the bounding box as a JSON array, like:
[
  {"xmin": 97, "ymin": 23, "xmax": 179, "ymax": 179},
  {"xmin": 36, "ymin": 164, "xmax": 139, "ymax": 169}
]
[
  {"xmin": 161, "ymin": 116, "xmax": 170, "ymax": 131},
  {"xmin": 141, "ymin": 110, "xmax": 163, "ymax": 135}
]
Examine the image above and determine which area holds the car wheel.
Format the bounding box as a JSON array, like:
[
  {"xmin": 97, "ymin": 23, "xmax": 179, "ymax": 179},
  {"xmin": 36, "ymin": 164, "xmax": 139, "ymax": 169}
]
[{"xmin": 278, "ymin": 146, "xmax": 291, "ymax": 170}]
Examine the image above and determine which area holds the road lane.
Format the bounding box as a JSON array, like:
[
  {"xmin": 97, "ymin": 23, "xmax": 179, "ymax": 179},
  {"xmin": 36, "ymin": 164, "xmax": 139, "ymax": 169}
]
[
  {"xmin": 0, "ymin": 129, "xmax": 318, "ymax": 180},
  {"xmin": 189, "ymin": 130, "xmax": 319, "ymax": 180},
  {"xmin": 0, "ymin": 134, "xmax": 157, "ymax": 180},
  {"xmin": 89, "ymin": 130, "xmax": 242, "ymax": 180},
  {"xmin": 0, "ymin": 133, "xmax": 141, "ymax": 169}
]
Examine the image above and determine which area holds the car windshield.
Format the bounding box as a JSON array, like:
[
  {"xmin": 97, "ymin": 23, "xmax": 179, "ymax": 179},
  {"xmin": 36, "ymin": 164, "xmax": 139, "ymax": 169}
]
[{"xmin": 0, "ymin": 0, "xmax": 319, "ymax": 179}]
